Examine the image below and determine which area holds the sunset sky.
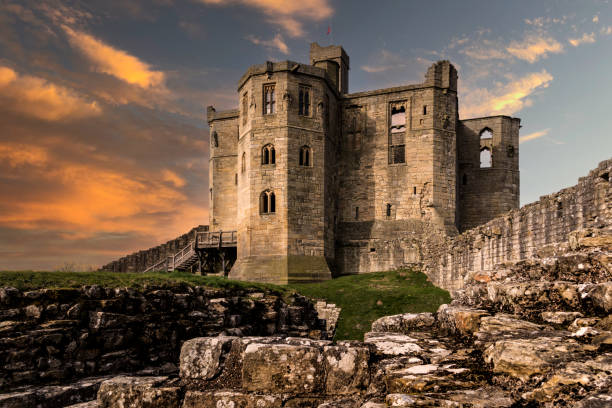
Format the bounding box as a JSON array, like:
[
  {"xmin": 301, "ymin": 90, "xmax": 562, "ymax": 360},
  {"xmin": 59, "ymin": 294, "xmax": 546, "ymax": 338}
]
[{"xmin": 1, "ymin": 0, "xmax": 611, "ymax": 270}]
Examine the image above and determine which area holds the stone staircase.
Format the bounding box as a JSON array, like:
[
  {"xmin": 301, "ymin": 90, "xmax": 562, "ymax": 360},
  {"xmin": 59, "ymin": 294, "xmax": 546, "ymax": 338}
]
[{"xmin": 31, "ymin": 228, "xmax": 612, "ymax": 407}]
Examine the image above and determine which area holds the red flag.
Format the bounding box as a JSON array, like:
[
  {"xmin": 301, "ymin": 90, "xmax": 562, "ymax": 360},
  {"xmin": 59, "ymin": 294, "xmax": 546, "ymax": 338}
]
[{"xmin": 327, "ymin": 25, "xmax": 331, "ymax": 35}]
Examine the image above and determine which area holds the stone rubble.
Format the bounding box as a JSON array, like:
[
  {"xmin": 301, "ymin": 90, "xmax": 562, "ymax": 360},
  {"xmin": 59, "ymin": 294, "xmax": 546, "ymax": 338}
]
[{"xmin": 91, "ymin": 228, "xmax": 612, "ymax": 407}]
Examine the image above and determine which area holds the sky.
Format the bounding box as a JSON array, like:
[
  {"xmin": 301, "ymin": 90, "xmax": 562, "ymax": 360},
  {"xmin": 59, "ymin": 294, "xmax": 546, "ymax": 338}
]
[{"xmin": 0, "ymin": 0, "xmax": 611, "ymax": 270}]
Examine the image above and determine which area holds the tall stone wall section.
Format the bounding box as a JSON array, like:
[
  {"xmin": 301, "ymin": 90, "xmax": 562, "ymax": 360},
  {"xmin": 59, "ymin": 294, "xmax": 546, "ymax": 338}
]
[
  {"xmin": 101, "ymin": 226, "xmax": 208, "ymax": 273},
  {"xmin": 425, "ymin": 158, "xmax": 612, "ymax": 291}
]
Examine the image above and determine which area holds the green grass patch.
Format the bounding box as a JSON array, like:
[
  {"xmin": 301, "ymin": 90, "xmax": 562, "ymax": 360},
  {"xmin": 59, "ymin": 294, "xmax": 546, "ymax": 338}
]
[
  {"xmin": 0, "ymin": 270, "xmax": 287, "ymax": 294},
  {"xmin": 1, "ymin": 269, "xmax": 450, "ymax": 341},
  {"xmin": 288, "ymin": 269, "xmax": 451, "ymax": 341}
]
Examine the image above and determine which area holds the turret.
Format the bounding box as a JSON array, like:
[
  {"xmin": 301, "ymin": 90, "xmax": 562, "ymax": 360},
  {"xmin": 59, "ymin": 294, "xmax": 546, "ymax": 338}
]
[{"xmin": 310, "ymin": 42, "xmax": 350, "ymax": 94}]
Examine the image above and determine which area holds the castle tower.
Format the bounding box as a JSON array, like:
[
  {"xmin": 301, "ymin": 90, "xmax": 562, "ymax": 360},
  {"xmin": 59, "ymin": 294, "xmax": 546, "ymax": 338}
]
[
  {"xmin": 228, "ymin": 57, "xmax": 343, "ymax": 283},
  {"xmin": 456, "ymin": 116, "xmax": 520, "ymax": 231}
]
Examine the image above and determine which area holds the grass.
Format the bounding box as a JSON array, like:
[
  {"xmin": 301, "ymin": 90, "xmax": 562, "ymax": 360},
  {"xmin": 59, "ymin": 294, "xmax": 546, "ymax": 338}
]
[
  {"xmin": 0, "ymin": 268, "xmax": 451, "ymax": 341},
  {"xmin": 0, "ymin": 270, "xmax": 287, "ymax": 294},
  {"xmin": 289, "ymin": 269, "xmax": 451, "ymax": 341}
]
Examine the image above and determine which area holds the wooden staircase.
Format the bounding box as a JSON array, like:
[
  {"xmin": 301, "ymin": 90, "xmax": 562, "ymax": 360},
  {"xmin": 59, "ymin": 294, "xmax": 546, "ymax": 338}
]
[{"xmin": 142, "ymin": 241, "xmax": 198, "ymax": 273}]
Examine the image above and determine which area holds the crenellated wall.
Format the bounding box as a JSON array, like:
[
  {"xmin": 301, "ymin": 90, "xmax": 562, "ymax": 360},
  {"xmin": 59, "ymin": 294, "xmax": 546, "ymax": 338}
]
[{"xmin": 425, "ymin": 158, "xmax": 612, "ymax": 292}]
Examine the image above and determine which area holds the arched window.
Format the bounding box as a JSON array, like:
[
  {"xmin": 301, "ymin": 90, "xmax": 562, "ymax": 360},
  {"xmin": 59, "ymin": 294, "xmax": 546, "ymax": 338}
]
[
  {"xmin": 241, "ymin": 152, "xmax": 246, "ymax": 173},
  {"xmin": 260, "ymin": 190, "xmax": 276, "ymax": 214},
  {"xmin": 480, "ymin": 128, "xmax": 493, "ymax": 139},
  {"xmin": 479, "ymin": 128, "xmax": 493, "ymax": 168},
  {"xmin": 299, "ymin": 145, "xmax": 311, "ymax": 166},
  {"xmin": 480, "ymin": 147, "xmax": 492, "ymax": 168},
  {"xmin": 262, "ymin": 144, "xmax": 275, "ymax": 165}
]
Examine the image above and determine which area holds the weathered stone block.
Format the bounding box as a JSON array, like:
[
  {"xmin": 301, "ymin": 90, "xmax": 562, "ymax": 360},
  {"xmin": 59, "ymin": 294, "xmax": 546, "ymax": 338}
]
[
  {"xmin": 179, "ymin": 336, "xmax": 235, "ymax": 380},
  {"xmin": 182, "ymin": 391, "xmax": 282, "ymax": 408},
  {"xmin": 97, "ymin": 376, "xmax": 180, "ymax": 408},
  {"xmin": 241, "ymin": 343, "xmax": 325, "ymax": 393},
  {"xmin": 323, "ymin": 344, "xmax": 369, "ymax": 394}
]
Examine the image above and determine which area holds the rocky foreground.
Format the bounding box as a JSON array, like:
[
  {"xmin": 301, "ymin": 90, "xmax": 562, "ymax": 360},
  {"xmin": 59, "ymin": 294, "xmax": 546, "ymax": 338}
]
[{"xmin": 2, "ymin": 228, "xmax": 611, "ymax": 407}]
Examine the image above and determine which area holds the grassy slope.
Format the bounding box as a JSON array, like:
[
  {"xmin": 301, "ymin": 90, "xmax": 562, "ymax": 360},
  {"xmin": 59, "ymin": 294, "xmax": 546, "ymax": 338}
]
[
  {"xmin": 0, "ymin": 271, "xmax": 286, "ymax": 293},
  {"xmin": 289, "ymin": 269, "xmax": 451, "ymax": 341},
  {"xmin": 0, "ymin": 269, "xmax": 450, "ymax": 341}
]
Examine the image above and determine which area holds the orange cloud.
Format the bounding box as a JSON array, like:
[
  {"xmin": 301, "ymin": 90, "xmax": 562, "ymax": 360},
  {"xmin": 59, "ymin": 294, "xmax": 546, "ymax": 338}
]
[
  {"xmin": 506, "ymin": 34, "xmax": 563, "ymax": 62},
  {"xmin": 461, "ymin": 70, "xmax": 553, "ymax": 118},
  {"xmin": 520, "ymin": 129, "xmax": 550, "ymax": 143},
  {"xmin": 0, "ymin": 143, "xmax": 48, "ymax": 167},
  {"xmin": 62, "ymin": 25, "xmax": 165, "ymax": 88},
  {"xmin": 162, "ymin": 169, "xmax": 187, "ymax": 187},
  {"xmin": 568, "ymin": 32, "xmax": 596, "ymax": 47},
  {"xmin": 0, "ymin": 65, "xmax": 101, "ymax": 121},
  {"xmin": 197, "ymin": 0, "xmax": 333, "ymax": 37},
  {"xmin": 246, "ymin": 33, "xmax": 289, "ymax": 54}
]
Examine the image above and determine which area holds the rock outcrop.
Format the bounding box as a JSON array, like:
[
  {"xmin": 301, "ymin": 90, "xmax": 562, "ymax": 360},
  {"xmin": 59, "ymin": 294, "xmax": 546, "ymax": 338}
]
[{"xmin": 93, "ymin": 228, "xmax": 612, "ymax": 407}]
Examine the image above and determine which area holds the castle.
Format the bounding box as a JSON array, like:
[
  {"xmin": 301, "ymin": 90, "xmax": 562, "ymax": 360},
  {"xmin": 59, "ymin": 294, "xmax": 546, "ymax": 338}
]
[{"xmin": 206, "ymin": 43, "xmax": 520, "ymax": 283}]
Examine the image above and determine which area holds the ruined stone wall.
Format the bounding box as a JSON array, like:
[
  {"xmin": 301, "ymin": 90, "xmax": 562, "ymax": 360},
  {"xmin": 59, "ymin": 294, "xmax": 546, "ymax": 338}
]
[
  {"xmin": 457, "ymin": 116, "xmax": 520, "ymax": 232},
  {"xmin": 0, "ymin": 285, "xmax": 335, "ymax": 391},
  {"xmin": 208, "ymin": 109, "xmax": 239, "ymax": 232},
  {"xmin": 101, "ymin": 226, "xmax": 208, "ymax": 273},
  {"xmin": 425, "ymin": 158, "xmax": 612, "ymax": 291},
  {"xmin": 334, "ymin": 62, "xmax": 458, "ymax": 275}
]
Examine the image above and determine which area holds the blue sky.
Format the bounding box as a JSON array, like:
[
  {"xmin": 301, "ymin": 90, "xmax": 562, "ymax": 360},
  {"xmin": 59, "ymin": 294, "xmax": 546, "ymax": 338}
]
[{"xmin": 0, "ymin": 0, "xmax": 610, "ymax": 269}]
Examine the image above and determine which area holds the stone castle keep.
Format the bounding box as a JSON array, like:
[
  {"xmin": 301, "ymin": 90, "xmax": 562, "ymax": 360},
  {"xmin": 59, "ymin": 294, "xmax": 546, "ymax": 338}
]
[{"xmin": 206, "ymin": 42, "xmax": 519, "ymax": 283}]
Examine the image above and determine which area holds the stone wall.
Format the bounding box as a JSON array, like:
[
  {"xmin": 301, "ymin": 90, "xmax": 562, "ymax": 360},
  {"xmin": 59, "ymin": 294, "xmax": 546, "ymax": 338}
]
[
  {"xmin": 101, "ymin": 226, "xmax": 208, "ymax": 273},
  {"xmin": 425, "ymin": 158, "xmax": 612, "ymax": 291},
  {"xmin": 0, "ymin": 284, "xmax": 337, "ymax": 391}
]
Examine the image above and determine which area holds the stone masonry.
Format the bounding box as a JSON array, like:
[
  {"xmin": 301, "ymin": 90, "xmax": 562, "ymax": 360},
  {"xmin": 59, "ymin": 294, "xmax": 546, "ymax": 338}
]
[{"xmin": 206, "ymin": 42, "xmax": 520, "ymax": 284}]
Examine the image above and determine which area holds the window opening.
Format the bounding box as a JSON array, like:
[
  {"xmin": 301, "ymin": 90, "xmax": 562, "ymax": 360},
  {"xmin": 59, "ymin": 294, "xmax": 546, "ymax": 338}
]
[
  {"xmin": 299, "ymin": 86, "xmax": 310, "ymax": 116},
  {"xmin": 462, "ymin": 174, "xmax": 468, "ymax": 185},
  {"xmin": 480, "ymin": 147, "xmax": 492, "ymax": 168},
  {"xmin": 260, "ymin": 190, "xmax": 276, "ymax": 214},
  {"xmin": 390, "ymin": 105, "xmax": 406, "ymax": 133},
  {"xmin": 386, "ymin": 203, "xmax": 392, "ymax": 217},
  {"xmin": 263, "ymin": 84, "xmax": 275, "ymax": 114},
  {"xmin": 423, "ymin": 105, "xmax": 427, "ymax": 115},
  {"xmin": 480, "ymin": 128, "xmax": 493, "ymax": 139},
  {"xmin": 391, "ymin": 145, "xmax": 405, "ymax": 164},
  {"xmin": 262, "ymin": 144, "xmax": 275, "ymax": 165},
  {"xmin": 299, "ymin": 145, "xmax": 311, "ymax": 166},
  {"xmin": 241, "ymin": 153, "xmax": 246, "ymax": 173},
  {"xmin": 242, "ymin": 92, "xmax": 248, "ymax": 125},
  {"xmin": 355, "ymin": 207, "xmax": 359, "ymax": 220}
]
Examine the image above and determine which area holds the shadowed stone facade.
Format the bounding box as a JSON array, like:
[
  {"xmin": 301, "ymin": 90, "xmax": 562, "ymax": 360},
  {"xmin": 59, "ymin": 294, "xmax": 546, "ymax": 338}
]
[{"xmin": 207, "ymin": 43, "xmax": 520, "ymax": 284}]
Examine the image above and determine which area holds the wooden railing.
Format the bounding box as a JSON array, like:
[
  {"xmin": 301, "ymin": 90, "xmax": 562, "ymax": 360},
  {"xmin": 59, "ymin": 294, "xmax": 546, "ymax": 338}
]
[
  {"xmin": 143, "ymin": 240, "xmax": 195, "ymax": 273},
  {"xmin": 196, "ymin": 231, "xmax": 237, "ymax": 248}
]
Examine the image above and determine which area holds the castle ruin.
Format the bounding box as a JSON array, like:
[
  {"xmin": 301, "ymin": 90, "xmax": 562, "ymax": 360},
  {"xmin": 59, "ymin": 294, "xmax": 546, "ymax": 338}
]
[{"xmin": 206, "ymin": 43, "xmax": 519, "ymax": 283}]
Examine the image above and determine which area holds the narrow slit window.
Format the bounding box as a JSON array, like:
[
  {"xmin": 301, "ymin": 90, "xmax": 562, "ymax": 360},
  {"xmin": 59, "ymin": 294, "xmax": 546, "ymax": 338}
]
[
  {"xmin": 299, "ymin": 86, "xmax": 310, "ymax": 116},
  {"xmin": 241, "ymin": 152, "xmax": 246, "ymax": 173},
  {"xmin": 263, "ymin": 84, "xmax": 275, "ymax": 115},
  {"xmin": 242, "ymin": 92, "xmax": 248, "ymax": 125},
  {"xmin": 386, "ymin": 203, "xmax": 392, "ymax": 217},
  {"xmin": 413, "ymin": 187, "xmax": 417, "ymax": 195},
  {"xmin": 299, "ymin": 145, "xmax": 311, "ymax": 166},
  {"xmin": 355, "ymin": 207, "xmax": 359, "ymax": 220},
  {"xmin": 462, "ymin": 173, "xmax": 468, "ymax": 185},
  {"xmin": 423, "ymin": 105, "xmax": 427, "ymax": 115}
]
